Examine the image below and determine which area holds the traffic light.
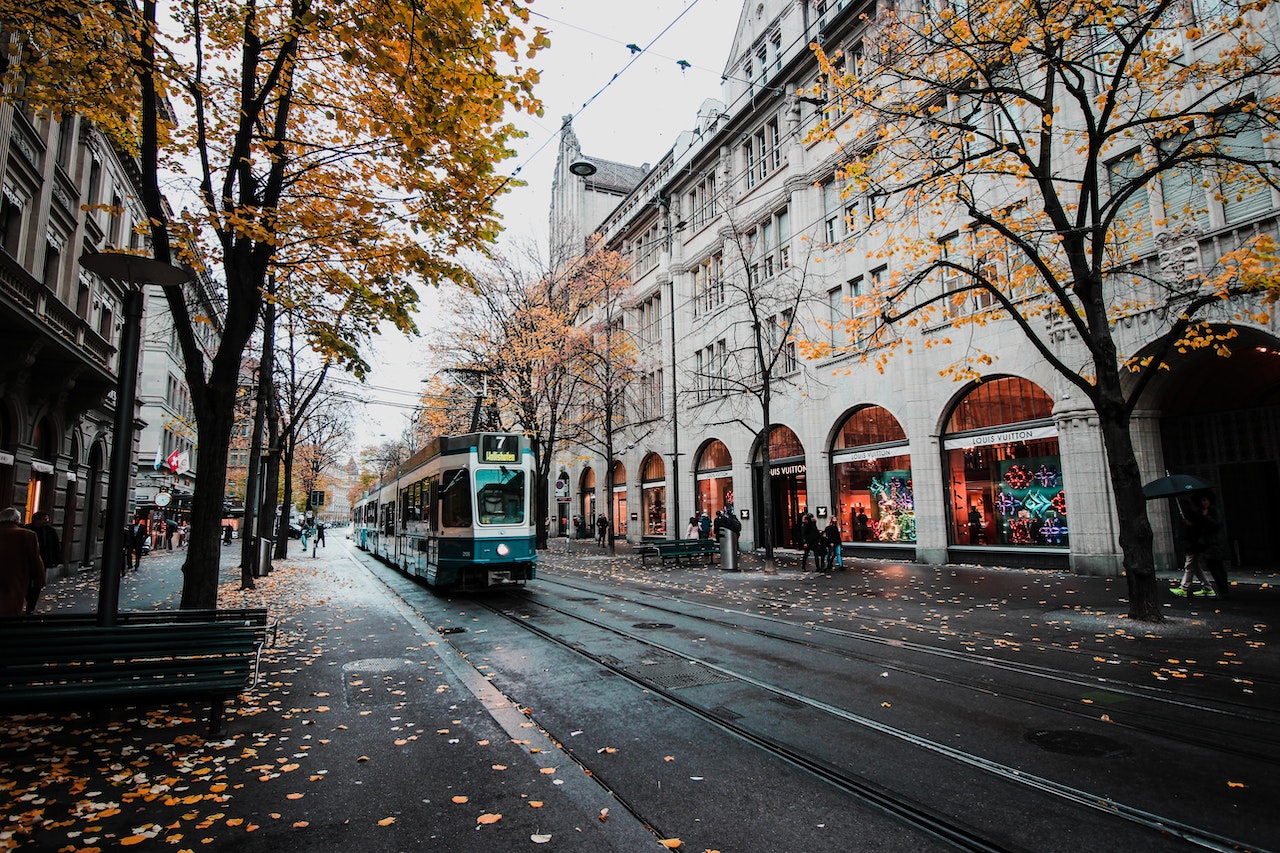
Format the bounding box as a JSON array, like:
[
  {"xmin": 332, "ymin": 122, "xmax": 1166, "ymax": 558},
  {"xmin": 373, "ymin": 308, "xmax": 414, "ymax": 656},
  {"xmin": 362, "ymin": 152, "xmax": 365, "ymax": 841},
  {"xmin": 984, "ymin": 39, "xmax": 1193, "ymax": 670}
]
[{"xmin": 310, "ymin": 489, "xmax": 325, "ymax": 507}]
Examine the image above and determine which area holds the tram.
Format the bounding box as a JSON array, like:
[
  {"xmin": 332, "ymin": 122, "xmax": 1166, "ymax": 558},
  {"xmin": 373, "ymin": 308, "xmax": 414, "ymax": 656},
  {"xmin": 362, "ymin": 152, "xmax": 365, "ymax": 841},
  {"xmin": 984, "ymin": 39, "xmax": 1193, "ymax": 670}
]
[{"xmin": 352, "ymin": 432, "xmax": 536, "ymax": 589}]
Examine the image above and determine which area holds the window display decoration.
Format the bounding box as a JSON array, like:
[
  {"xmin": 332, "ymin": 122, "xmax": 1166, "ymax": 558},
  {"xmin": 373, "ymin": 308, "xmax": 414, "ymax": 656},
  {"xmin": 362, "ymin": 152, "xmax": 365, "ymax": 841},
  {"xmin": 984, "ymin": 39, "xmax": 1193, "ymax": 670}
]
[
  {"xmin": 995, "ymin": 457, "xmax": 1068, "ymax": 546},
  {"xmin": 868, "ymin": 473, "xmax": 916, "ymax": 542}
]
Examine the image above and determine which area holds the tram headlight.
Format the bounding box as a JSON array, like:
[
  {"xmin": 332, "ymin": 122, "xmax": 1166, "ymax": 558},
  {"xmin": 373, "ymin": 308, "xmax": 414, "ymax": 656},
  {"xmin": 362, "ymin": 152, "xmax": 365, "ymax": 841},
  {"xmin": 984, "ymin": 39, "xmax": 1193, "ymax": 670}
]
[{"xmin": 496, "ymin": 543, "xmax": 510, "ymax": 557}]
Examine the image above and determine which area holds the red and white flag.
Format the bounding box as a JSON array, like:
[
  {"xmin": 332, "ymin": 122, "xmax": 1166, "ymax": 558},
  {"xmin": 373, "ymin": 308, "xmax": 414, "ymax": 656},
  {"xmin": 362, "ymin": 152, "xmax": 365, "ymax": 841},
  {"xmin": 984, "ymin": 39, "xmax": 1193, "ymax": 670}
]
[{"xmin": 166, "ymin": 448, "xmax": 181, "ymax": 473}]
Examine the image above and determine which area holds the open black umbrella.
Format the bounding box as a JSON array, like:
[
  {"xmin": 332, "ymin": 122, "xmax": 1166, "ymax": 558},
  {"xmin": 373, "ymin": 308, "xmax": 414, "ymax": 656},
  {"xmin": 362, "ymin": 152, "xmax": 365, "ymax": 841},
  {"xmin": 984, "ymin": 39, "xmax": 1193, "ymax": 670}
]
[{"xmin": 1142, "ymin": 473, "xmax": 1212, "ymax": 499}]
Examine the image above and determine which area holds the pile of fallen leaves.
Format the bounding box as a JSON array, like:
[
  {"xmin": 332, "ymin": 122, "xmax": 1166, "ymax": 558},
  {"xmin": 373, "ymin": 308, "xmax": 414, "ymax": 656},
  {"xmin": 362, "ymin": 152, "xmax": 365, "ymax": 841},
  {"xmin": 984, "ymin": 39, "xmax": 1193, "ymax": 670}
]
[{"xmin": 0, "ymin": 568, "xmax": 309, "ymax": 851}]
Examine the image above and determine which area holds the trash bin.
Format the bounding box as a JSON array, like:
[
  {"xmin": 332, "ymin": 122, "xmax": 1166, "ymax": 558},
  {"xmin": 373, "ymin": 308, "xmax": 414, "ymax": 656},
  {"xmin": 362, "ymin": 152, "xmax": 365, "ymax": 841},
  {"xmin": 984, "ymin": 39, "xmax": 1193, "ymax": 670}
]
[
  {"xmin": 719, "ymin": 529, "xmax": 739, "ymax": 572},
  {"xmin": 259, "ymin": 536, "xmax": 274, "ymax": 567}
]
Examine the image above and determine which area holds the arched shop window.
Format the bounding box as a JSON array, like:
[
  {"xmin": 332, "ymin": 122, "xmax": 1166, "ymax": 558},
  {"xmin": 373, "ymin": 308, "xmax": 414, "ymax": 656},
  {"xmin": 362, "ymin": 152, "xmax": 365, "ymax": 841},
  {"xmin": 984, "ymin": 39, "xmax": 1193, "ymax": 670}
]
[
  {"xmin": 831, "ymin": 406, "xmax": 914, "ymax": 543},
  {"xmin": 640, "ymin": 453, "xmax": 667, "ymax": 537},
  {"xmin": 694, "ymin": 440, "xmax": 734, "ymax": 516},
  {"xmin": 611, "ymin": 460, "xmax": 628, "ymax": 536},
  {"xmin": 942, "ymin": 377, "xmax": 1067, "ymax": 548},
  {"xmin": 28, "ymin": 417, "xmax": 58, "ymax": 523}
]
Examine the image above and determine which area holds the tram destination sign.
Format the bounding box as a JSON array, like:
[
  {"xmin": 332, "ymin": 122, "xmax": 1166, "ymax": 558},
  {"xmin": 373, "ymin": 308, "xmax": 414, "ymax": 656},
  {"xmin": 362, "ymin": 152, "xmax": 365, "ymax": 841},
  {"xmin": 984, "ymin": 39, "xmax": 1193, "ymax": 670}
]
[{"xmin": 480, "ymin": 435, "xmax": 518, "ymax": 463}]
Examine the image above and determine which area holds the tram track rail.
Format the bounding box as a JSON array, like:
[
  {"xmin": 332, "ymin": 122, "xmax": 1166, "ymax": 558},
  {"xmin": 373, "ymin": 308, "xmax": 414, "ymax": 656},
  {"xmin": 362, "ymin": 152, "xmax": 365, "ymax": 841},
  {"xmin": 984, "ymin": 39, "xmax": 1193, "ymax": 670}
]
[
  {"xmin": 481, "ymin": 584, "xmax": 1274, "ymax": 853},
  {"xmin": 528, "ymin": 572, "xmax": 1280, "ymax": 761}
]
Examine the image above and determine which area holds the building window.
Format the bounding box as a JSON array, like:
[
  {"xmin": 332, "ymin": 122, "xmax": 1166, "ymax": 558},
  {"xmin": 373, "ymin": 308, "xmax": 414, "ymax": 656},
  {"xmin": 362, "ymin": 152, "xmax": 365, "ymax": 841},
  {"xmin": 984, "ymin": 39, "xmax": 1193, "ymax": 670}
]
[
  {"xmin": 695, "ymin": 439, "xmax": 735, "ymax": 517},
  {"xmin": 831, "ymin": 406, "xmax": 914, "ymax": 543},
  {"xmin": 694, "ymin": 253, "xmax": 725, "ymax": 315},
  {"xmin": 942, "ymin": 377, "xmax": 1066, "ymax": 549},
  {"xmin": 828, "ymin": 286, "xmax": 844, "ymax": 344},
  {"xmin": 1, "ymin": 195, "xmax": 24, "ymax": 257}
]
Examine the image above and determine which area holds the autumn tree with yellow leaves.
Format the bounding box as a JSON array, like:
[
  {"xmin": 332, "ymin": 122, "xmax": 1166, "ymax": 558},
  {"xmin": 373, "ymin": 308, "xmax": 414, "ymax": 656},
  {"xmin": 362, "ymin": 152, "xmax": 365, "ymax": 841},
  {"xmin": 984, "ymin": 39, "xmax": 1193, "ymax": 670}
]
[
  {"xmin": 1, "ymin": 0, "xmax": 546, "ymax": 607},
  {"xmin": 431, "ymin": 240, "xmax": 632, "ymax": 548},
  {"xmin": 805, "ymin": 0, "xmax": 1280, "ymax": 619}
]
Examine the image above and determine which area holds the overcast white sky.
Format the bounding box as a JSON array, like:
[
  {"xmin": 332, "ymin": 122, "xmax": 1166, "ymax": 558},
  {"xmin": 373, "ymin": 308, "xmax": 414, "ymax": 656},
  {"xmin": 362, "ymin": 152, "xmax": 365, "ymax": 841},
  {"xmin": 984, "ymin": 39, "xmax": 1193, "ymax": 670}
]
[{"xmin": 348, "ymin": 0, "xmax": 743, "ymax": 450}]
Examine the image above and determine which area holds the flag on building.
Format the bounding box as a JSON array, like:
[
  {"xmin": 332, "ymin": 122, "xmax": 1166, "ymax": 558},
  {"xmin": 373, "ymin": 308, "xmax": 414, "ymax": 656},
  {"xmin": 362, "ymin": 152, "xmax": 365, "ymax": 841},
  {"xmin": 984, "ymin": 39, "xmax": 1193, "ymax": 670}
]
[
  {"xmin": 176, "ymin": 451, "xmax": 190, "ymax": 474},
  {"xmin": 166, "ymin": 447, "xmax": 181, "ymax": 474},
  {"xmin": 153, "ymin": 442, "xmax": 165, "ymax": 470}
]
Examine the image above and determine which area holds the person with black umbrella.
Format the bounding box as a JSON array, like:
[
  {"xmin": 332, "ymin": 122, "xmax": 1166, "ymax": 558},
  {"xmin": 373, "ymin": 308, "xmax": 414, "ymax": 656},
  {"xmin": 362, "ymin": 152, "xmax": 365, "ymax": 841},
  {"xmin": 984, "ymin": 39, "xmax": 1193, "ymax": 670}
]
[{"xmin": 1171, "ymin": 492, "xmax": 1222, "ymax": 598}]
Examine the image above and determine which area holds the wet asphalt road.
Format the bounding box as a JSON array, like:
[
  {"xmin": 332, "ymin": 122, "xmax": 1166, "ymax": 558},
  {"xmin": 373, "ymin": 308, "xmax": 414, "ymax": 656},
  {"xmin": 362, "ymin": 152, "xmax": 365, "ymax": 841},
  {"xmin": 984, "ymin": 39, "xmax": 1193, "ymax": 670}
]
[{"xmin": 5, "ymin": 535, "xmax": 1277, "ymax": 852}]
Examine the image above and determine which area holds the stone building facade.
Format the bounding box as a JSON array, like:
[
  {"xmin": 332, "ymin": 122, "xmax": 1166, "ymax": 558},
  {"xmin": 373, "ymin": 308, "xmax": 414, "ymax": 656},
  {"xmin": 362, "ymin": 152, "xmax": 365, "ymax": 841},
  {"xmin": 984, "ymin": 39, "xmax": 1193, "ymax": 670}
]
[{"xmin": 549, "ymin": 0, "xmax": 1280, "ymax": 575}]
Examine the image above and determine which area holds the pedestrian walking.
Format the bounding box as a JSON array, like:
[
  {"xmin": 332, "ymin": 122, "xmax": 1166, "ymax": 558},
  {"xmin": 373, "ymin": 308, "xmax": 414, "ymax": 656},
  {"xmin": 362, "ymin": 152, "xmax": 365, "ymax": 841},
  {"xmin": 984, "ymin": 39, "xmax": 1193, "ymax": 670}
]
[
  {"xmin": 823, "ymin": 519, "xmax": 844, "ymax": 572},
  {"xmin": 1172, "ymin": 493, "xmax": 1221, "ymax": 598},
  {"xmin": 800, "ymin": 513, "xmax": 822, "ymax": 572},
  {"xmin": 0, "ymin": 507, "xmax": 45, "ymax": 615},
  {"xmin": 316, "ymin": 522, "xmax": 326, "ymax": 548},
  {"xmin": 698, "ymin": 511, "xmax": 712, "ymax": 540},
  {"xmin": 685, "ymin": 515, "xmax": 700, "ymax": 539},
  {"xmin": 26, "ymin": 511, "xmax": 60, "ymax": 612},
  {"xmin": 595, "ymin": 514, "xmax": 608, "ymax": 546},
  {"xmin": 165, "ymin": 518, "xmax": 177, "ymax": 549},
  {"xmin": 125, "ymin": 515, "xmax": 148, "ymax": 572},
  {"xmin": 178, "ymin": 521, "xmax": 189, "ymax": 547}
]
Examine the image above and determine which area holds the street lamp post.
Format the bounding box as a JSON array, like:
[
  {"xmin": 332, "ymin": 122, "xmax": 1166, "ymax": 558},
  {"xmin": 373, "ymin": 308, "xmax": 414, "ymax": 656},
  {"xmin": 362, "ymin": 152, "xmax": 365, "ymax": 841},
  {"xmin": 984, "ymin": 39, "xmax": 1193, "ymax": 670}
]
[{"xmin": 78, "ymin": 252, "xmax": 191, "ymax": 626}]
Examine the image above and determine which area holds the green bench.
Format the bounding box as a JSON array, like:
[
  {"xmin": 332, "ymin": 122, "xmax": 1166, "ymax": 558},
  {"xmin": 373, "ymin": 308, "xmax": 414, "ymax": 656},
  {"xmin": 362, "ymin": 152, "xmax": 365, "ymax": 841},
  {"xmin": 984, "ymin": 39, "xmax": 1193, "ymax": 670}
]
[
  {"xmin": 0, "ymin": 608, "xmax": 274, "ymax": 735},
  {"xmin": 640, "ymin": 539, "xmax": 719, "ymax": 567}
]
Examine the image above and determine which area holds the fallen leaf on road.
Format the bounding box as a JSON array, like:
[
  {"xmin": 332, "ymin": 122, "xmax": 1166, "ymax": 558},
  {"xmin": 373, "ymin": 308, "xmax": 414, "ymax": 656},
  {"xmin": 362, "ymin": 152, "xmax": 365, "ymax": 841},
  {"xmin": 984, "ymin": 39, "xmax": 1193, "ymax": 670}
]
[
  {"xmin": 477, "ymin": 813, "xmax": 502, "ymax": 825},
  {"xmin": 599, "ymin": 808, "xmax": 609, "ymax": 821},
  {"xmin": 531, "ymin": 833, "xmax": 552, "ymax": 843},
  {"xmin": 660, "ymin": 839, "xmax": 682, "ymax": 849},
  {"xmin": 539, "ymin": 767, "xmax": 556, "ymax": 775},
  {"xmin": 377, "ymin": 817, "xmax": 396, "ymax": 826},
  {"xmin": 528, "ymin": 801, "xmax": 543, "ymax": 808},
  {"xmin": 452, "ymin": 796, "xmax": 469, "ymax": 804},
  {"xmin": 1228, "ymin": 781, "xmax": 1246, "ymax": 788},
  {"xmin": 491, "ymin": 764, "xmax": 507, "ymax": 771},
  {"xmin": 286, "ymin": 793, "xmax": 304, "ymax": 800}
]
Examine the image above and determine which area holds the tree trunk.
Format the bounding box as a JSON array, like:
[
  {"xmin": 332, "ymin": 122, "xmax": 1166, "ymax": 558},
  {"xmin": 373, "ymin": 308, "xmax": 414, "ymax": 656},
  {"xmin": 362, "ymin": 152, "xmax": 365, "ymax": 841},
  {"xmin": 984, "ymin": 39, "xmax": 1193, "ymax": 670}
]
[
  {"xmin": 1095, "ymin": 398, "xmax": 1163, "ymax": 621},
  {"xmin": 262, "ymin": 392, "xmax": 281, "ymax": 573},
  {"xmin": 180, "ymin": 395, "xmax": 236, "ymax": 609},
  {"xmin": 759, "ymin": 383, "xmax": 777, "ymax": 573}
]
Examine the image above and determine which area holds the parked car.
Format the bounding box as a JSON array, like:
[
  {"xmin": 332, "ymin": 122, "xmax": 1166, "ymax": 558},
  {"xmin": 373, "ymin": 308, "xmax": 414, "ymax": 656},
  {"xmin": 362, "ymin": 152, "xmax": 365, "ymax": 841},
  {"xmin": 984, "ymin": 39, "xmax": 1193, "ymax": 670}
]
[{"xmin": 288, "ymin": 522, "xmax": 302, "ymax": 539}]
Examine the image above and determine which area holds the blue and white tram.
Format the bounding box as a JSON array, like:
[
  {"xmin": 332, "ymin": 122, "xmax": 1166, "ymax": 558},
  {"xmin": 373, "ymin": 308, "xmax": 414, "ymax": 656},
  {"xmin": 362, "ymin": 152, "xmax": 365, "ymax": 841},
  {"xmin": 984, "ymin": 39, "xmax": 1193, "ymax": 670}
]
[{"xmin": 352, "ymin": 432, "xmax": 536, "ymax": 589}]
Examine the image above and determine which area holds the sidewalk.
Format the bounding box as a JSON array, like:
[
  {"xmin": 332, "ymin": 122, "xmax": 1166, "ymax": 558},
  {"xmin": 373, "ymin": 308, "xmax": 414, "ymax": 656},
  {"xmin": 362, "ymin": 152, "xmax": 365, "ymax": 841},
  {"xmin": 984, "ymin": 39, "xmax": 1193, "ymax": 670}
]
[{"xmin": 1, "ymin": 539, "xmax": 657, "ymax": 852}]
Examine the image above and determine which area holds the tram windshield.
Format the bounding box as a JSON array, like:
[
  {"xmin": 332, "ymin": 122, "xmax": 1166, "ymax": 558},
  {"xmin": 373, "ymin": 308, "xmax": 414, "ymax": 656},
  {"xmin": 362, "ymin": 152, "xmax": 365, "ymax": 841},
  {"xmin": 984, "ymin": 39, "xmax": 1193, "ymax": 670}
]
[{"xmin": 475, "ymin": 466, "xmax": 526, "ymax": 525}]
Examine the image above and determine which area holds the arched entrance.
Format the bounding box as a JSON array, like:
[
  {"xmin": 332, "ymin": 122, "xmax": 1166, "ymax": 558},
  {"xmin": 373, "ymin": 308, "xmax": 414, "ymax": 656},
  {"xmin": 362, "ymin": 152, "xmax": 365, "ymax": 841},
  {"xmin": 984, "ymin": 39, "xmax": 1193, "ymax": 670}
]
[
  {"xmin": 694, "ymin": 439, "xmax": 734, "ymax": 517},
  {"xmin": 610, "ymin": 461, "xmax": 627, "ymax": 537},
  {"xmin": 578, "ymin": 467, "xmax": 595, "ymax": 538},
  {"xmin": 81, "ymin": 440, "xmax": 106, "ymax": 565},
  {"xmin": 752, "ymin": 425, "xmax": 807, "ymax": 550},
  {"xmin": 830, "ymin": 405, "xmax": 914, "ymax": 545},
  {"xmin": 942, "ymin": 377, "xmax": 1067, "ymax": 550},
  {"xmin": 1141, "ymin": 328, "xmax": 1280, "ymax": 569},
  {"xmin": 0, "ymin": 404, "xmax": 15, "ymax": 507}
]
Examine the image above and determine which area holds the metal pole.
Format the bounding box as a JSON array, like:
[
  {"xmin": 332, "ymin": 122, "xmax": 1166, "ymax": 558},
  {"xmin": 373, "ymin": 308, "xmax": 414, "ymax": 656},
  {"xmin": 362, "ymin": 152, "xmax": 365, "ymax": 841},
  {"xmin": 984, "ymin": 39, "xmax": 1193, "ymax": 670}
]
[{"xmin": 96, "ymin": 288, "xmax": 143, "ymax": 626}]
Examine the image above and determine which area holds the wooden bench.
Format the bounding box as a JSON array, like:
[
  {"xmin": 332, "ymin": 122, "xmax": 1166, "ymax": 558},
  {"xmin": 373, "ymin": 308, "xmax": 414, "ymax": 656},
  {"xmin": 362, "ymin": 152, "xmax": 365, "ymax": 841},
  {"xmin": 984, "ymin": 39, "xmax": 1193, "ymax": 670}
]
[
  {"xmin": 639, "ymin": 539, "xmax": 719, "ymax": 567},
  {"xmin": 0, "ymin": 609, "xmax": 274, "ymax": 735}
]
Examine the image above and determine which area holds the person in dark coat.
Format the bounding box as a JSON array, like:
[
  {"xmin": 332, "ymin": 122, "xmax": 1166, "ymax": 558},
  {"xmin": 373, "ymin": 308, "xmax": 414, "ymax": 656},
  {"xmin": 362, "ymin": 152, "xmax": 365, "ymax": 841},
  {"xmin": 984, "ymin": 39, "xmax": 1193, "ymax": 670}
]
[
  {"xmin": 26, "ymin": 511, "xmax": 60, "ymax": 612},
  {"xmin": 596, "ymin": 514, "xmax": 608, "ymax": 546},
  {"xmin": 126, "ymin": 515, "xmax": 149, "ymax": 572},
  {"xmin": 800, "ymin": 513, "xmax": 822, "ymax": 572},
  {"xmin": 1173, "ymin": 493, "xmax": 1224, "ymax": 597},
  {"xmin": 698, "ymin": 511, "xmax": 712, "ymax": 540},
  {"xmin": 0, "ymin": 507, "xmax": 44, "ymax": 615}
]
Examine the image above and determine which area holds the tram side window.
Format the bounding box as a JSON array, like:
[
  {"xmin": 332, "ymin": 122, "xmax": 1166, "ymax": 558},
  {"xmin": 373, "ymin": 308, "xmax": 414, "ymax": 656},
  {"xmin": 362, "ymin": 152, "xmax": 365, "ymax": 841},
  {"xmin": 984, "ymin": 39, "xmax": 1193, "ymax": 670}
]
[
  {"xmin": 440, "ymin": 469, "xmax": 472, "ymax": 528},
  {"xmin": 475, "ymin": 468, "xmax": 526, "ymax": 525},
  {"xmin": 424, "ymin": 475, "xmax": 437, "ymax": 532}
]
